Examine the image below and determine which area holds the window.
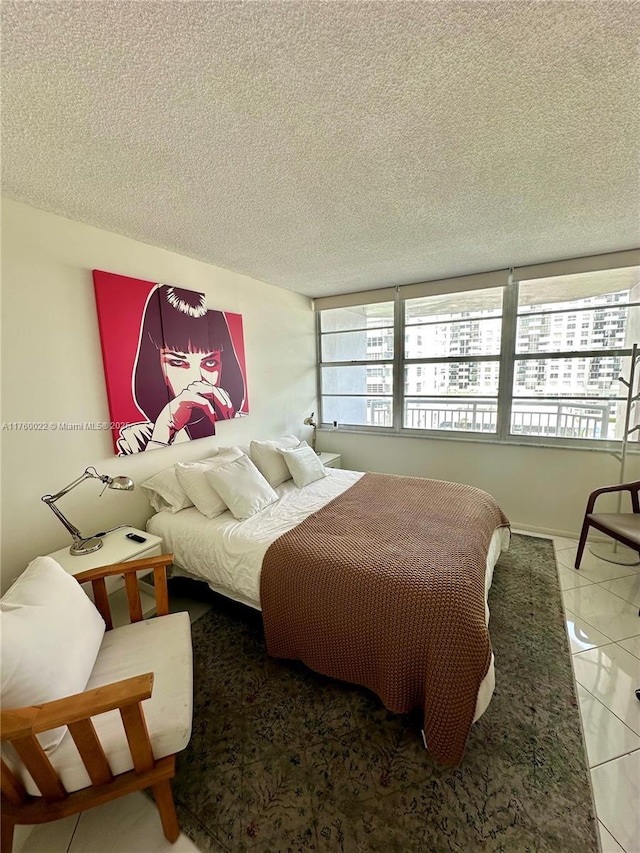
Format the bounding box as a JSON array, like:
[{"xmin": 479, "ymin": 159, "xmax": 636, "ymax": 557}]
[
  {"xmin": 317, "ymin": 263, "xmax": 639, "ymax": 445},
  {"xmin": 513, "ymin": 269, "xmax": 639, "ymax": 440},
  {"xmin": 404, "ymin": 287, "xmax": 502, "ymax": 434},
  {"xmin": 319, "ymin": 301, "xmax": 394, "ymax": 427}
]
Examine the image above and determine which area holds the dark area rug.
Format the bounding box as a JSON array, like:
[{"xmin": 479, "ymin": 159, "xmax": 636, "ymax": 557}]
[{"xmin": 171, "ymin": 533, "xmax": 598, "ymax": 852}]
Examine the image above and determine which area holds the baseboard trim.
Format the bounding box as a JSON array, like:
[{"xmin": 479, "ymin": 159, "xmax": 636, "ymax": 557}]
[
  {"xmin": 510, "ymin": 523, "xmax": 577, "ymax": 540},
  {"xmin": 511, "ymin": 523, "xmax": 612, "ymax": 543}
]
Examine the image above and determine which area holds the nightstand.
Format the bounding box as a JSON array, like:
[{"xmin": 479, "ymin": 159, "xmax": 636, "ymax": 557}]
[
  {"xmin": 318, "ymin": 451, "xmax": 342, "ymax": 469},
  {"xmin": 46, "ymin": 527, "xmax": 163, "ymax": 627}
]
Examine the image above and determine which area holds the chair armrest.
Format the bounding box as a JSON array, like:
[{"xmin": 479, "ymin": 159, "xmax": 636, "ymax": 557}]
[
  {"xmin": 73, "ymin": 554, "xmax": 173, "ymax": 584},
  {"xmin": 1, "ymin": 673, "xmax": 153, "ymax": 741},
  {"xmin": 586, "ymin": 481, "xmax": 640, "ymax": 514},
  {"xmin": 74, "ymin": 554, "xmax": 174, "ymax": 629},
  {"xmin": 1, "ymin": 674, "xmax": 157, "ymax": 796}
]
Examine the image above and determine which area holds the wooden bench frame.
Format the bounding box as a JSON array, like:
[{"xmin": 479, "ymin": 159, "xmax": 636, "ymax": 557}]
[{"xmin": 1, "ymin": 554, "xmax": 184, "ymax": 853}]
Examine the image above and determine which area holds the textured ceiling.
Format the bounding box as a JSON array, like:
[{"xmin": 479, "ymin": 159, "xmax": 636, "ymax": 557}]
[{"xmin": 2, "ymin": 1, "xmax": 639, "ymax": 299}]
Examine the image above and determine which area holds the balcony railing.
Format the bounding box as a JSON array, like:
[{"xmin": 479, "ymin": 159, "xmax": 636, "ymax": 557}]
[
  {"xmin": 510, "ymin": 403, "xmax": 610, "ymax": 439},
  {"xmin": 366, "ymin": 400, "xmax": 614, "ymax": 439}
]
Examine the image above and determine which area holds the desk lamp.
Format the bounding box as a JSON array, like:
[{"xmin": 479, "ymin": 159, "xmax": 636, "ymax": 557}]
[{"xmin": 41, "ymin": 467, "xmax": 134, "ymax": 556}]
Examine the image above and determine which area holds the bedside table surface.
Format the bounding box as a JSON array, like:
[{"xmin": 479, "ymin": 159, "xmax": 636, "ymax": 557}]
[
  {"xmin": 47, "ymin": 527, "xmax": 163, "ymax": 575},
  {"xmin": 318, "ymin": 451, "xmax": 341, "ymax": 467}
]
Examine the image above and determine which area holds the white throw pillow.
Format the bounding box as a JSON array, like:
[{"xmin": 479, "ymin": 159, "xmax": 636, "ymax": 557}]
[
  {"xmin": 280, "ymin": 443, "xmax": 328, "ymax": 488},
  {"xmin": 0, "ymin": 556, "xmax": 106, "ymax": 753},
  {"xmin": 141, "ymin": 466, "xmax": 194, "ymax": 513},
  {"xmin": 204, "ymin": 455, "xmax": 278, "ymax": 520},
  {"xmin": 216, "ymin": 444, "xmax": 251, "ymax": 458},
  {"xmin": 250, "ymin": 435, "xmax": 300, "ymax": 487},
  {"xmin": 175, "ymin": 449, "xmax": 243, "ymax": 518}
]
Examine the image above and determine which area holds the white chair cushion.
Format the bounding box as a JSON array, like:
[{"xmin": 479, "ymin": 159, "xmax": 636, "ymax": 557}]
[
  {"xmin": 0, "ymin": 556, "xmax": 105, "ymax": 753},
  {"xmin": 9, "ymin": 612, "xmax": 193, "ymax": 796}
]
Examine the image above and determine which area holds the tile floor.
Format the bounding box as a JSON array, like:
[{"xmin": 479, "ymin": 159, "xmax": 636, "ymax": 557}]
[
  {"xmin": 14, "ymin": 536, "xmax": 640, "ymax": 853},
  {"xmin": 552, "ymin": 535, "xmax": 640, "ymax": 853}
]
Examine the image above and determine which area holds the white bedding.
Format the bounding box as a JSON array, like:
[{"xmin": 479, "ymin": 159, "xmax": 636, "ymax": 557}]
[
  {"xmin": 147, "ymin": 468, "xmax": 363, "ymax": 608},
  {"xmin": 146, "ymin": 467, "xmax": 510, "ymax": 721}
]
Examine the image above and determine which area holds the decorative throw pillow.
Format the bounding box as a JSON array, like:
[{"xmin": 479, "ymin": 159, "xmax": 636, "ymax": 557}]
[
  {"xmin": 249, "ymin": 435, "xmax": 300, "ymax": 487},
  {"xmin": 0, "ymin": 556, "xmax": 106, "ymax": 752},
  {"xmin": 204, "ymin": 455, "xmax": 279, "ymax": 520},
  {"xmin": 141, "ymin": 466, "xmax": 194, "ymax": 513},
  {"xmin": 175, "ymin": 449, "xmax": 243, "ymax": 518},
  {"xmin": 216, "ymin": 444, "xmax": 251, "ymax": 458},
  {"xmin": 279, "ymin": 443, "xmax": 328, "ymax": 488}
]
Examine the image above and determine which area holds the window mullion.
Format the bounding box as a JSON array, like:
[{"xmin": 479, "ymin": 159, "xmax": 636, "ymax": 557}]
[
  {"xmin": 316, "ymin": 310, "xmax": 325, "ymax": 425},
  {"xmin": 497, "ymin": 280, "xmax": 518, "ymax": 440},
  {"xmin": 394, "ymin": 290, "xmax": 403, "ymax": 432}
]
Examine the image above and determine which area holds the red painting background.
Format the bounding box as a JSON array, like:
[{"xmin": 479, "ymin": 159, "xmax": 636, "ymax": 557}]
[{"xmin": 93, "ymin": 270, "xmax": 249, "ymax": 454}]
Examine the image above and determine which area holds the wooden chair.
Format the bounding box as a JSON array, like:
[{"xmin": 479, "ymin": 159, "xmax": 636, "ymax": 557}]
[
  {"xmin": 575, "ymin": 481, "xmax": 640, "ymax": 570},
  {"xmin": 1, "ymin": 554, "xmax": 192, "ymax": 853}
]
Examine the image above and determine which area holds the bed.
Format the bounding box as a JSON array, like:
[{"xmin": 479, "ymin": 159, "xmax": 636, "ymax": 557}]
[{"xmin": 146, "ymin": 465, "xmax": 510, "ymax": 766}]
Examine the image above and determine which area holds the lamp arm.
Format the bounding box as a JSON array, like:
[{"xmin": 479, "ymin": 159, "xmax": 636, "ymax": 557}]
[
  {"xmin": 41, "ymin": 468, "xmax": 104, "ymax": 504},
  {"xmin": 41, "ymin": 468, "xmax": 107, "ymax": 543},
  {"xmin": 42, "ymin": 500, "xmax": 84, "ymax": 542}
]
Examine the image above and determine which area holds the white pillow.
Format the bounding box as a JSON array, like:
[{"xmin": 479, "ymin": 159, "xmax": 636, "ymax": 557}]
[
  {"xmin": 0, "ymin": 557, "xmax": 106, "ymax": 753},
  {"xmin": 280, "ymin": 443, "xmax": 328, "ymax": 488},
  {"xmin": 204, "ymin": 455, "xmax": 278, "ymax": 520},
  {"xmin": 250, "ymin": 435, "xmax": 300, "ymax": 487},
  {"xmin": 141, "ymin": 466, "xmax": 194, "ymax": 513},
  {"xmin": 217, "ymin": 444, "xmax": 251, "ymax": 458},
  {"xmin": 175, "ymin": 449, "xmax": 243, "ymax": 518}
]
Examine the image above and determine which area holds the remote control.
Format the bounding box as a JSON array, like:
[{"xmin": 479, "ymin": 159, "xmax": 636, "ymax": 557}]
[{"xmin": 126, "ymin": 532, "xmax": 147, "ymax": 543}]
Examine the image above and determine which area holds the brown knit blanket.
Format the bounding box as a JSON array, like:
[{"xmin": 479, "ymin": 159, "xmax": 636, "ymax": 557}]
[{"xmin": 260, "ymin": 472, "xmax": 510, "ymax": 766}]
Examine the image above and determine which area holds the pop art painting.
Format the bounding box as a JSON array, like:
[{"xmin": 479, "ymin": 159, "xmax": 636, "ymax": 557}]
[{"xmin": 93, "ymin": 271, "xmax": 249, "ymax": 455}]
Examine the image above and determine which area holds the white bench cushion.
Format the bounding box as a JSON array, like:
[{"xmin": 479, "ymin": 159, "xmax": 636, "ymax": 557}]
[{"xmin": 12, "ymin": 611, "xmax": 193, "ymax": 796}]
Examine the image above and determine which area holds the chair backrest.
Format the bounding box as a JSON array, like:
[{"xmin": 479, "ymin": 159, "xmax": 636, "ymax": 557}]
[{"xmin": 75, "ymin": 557, "xmax": 172, "ymax": 631}]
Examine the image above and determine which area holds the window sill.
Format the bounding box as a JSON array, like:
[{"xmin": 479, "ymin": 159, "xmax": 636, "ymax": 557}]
[{"xmin": 317, "ymin": 426, "xmax": 640, "ymax": 454}]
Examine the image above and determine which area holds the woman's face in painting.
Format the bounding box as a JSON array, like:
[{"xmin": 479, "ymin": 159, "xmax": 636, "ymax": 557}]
[{"xmin": 160, "ymin": 347, "xmax": 222, "ymax": 396}]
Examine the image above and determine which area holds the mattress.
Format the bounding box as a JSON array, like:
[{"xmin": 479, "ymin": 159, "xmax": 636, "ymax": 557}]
[
  {"xmin": 147, "ymin": 468, "xmax": 364, "ymax": 608},
  {"xmin": 147, "ymin": 467, "xmax": 510, "ymax": 722}
]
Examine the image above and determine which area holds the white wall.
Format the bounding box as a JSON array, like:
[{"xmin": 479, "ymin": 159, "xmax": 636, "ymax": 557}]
[
  {"xmin": 0, "ymin": 199, "xmax": 316, "ymax": 591},
  {"xmin": 2, "ymin": 199, "xmax": 636, "ymax": 592},
  {"xmin": 317, "ymin": 430, "xmax": 640, "ymax": 539}
]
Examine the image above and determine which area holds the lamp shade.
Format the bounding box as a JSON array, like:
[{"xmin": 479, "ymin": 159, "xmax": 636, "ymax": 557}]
[{"xmin": 108, "ymin": 476, "xmax": 134, "ymax": 491}]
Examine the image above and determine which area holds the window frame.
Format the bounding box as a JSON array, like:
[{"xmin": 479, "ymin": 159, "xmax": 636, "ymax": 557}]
[
  {"xmin": 316, "ymin": 276, "xmax": 639, "ymax": 450},
  {"xmin": 316, "ymin": 303, "xmax": 397, "ymax": 433}
]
